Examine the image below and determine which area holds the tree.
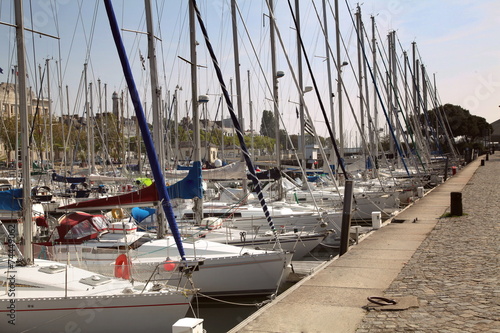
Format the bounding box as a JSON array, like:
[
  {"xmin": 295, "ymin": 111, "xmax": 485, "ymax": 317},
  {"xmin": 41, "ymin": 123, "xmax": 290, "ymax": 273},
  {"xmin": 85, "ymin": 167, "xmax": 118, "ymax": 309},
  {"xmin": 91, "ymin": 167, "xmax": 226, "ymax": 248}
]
[
  {"xmin": 427, "ymin": 104, "xmax": 492, "ymax": 152},
  {"xmin": 259, "ymin": 110, "xmax": 275, "ymax": 138}
]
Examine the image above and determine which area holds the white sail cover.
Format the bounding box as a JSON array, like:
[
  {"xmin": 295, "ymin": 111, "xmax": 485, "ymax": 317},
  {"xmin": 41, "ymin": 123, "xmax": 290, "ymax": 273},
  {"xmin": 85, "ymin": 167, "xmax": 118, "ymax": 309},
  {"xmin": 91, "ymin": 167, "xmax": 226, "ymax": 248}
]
[{"xmin": 164, "ymin": 162, "xmax": 246, "ymax": 180}]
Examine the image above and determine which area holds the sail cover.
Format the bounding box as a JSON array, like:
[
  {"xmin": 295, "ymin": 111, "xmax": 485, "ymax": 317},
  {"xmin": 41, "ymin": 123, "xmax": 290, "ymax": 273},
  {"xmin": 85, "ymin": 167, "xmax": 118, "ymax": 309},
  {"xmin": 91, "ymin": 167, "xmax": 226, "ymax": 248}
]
[{"xmin": 58, "ymin": 162, "xmax": 203, "ymax": 211}]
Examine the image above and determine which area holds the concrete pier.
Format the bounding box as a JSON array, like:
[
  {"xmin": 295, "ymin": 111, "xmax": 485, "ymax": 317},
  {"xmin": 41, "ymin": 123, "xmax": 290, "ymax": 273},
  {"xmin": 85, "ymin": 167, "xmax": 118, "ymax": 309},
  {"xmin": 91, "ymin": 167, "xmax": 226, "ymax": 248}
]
[{"xmin": 229, "ymin": 154, "xmax": 498, "ymax": 332}]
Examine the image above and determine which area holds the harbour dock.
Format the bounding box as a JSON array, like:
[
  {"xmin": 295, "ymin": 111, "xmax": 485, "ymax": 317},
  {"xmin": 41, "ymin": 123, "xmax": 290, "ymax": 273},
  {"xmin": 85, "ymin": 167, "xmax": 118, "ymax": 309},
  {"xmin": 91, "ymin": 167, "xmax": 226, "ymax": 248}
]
[{"xmin": 229, "ymin": 154, "xmax": 499, "ymax": 332}]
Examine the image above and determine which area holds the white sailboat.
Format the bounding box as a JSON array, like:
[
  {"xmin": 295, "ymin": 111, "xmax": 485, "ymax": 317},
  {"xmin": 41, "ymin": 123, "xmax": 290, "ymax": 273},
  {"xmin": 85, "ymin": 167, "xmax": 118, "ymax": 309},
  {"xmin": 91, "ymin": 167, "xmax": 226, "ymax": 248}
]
[{"xmin": 0, "ymin": 2, "xmax": 194, "ymax": 332}]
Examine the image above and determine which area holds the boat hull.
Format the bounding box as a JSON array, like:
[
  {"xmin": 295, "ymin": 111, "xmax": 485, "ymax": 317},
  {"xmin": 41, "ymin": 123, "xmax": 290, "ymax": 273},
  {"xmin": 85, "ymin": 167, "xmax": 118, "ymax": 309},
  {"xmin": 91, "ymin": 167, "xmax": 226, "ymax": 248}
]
[{"xmin": 0, "ymin": 293, "xmax": 191, "ymax": 333}]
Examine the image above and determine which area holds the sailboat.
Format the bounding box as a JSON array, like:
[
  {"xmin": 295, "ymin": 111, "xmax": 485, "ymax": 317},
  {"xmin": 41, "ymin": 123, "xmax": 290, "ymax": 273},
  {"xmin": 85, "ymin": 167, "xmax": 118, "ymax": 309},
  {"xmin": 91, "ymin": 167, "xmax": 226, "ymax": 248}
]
[
  {"xmin": 44, "ymin": 0, "xmax": 292, "ymax": 298},
  {"xmin": 0, "ymin": 2, "xmax": 194, "ymax": 332}
]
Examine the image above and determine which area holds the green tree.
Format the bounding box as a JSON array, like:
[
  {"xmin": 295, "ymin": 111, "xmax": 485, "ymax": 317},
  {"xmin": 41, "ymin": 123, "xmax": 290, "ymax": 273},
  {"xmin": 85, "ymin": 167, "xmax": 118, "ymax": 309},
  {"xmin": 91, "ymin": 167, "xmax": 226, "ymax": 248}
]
[
  {"xmin": 0, "ymin": 116, "xmax": 17, "ymax": 161},
  {"xmin": 427, "ymin": 104, "xmax": 492, "ymax": 152},
  {"xmin": 260, "ymin": 110, "xmax": 275, "ymax": 138}
]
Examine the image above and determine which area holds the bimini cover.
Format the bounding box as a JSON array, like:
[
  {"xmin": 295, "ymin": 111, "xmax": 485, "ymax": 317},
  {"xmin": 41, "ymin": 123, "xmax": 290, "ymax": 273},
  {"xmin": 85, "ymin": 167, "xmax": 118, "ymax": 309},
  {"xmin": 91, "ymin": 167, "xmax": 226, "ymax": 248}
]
[
  {"xmin": 0, "ymin": 188, "xmax": 22, "ymax": 211},
  {"xmin": 55, "ymin": 211, "xmax": 109, "ymax": 244}
]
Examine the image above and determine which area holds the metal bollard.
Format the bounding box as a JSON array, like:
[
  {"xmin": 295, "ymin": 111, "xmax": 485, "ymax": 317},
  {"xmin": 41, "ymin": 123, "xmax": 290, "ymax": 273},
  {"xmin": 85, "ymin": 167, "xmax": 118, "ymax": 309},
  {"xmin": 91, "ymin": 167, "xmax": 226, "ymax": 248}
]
[
  {"xmin": 481, "ymin": 159, "xmax": 485, "ymax": 166},
  {"xmin": 450, "ymin": 192, "xmax": 463, "ymax": 216},
  {"xmin": 486, "ymin": 153, "xmax": 489, "ymax": 161}
]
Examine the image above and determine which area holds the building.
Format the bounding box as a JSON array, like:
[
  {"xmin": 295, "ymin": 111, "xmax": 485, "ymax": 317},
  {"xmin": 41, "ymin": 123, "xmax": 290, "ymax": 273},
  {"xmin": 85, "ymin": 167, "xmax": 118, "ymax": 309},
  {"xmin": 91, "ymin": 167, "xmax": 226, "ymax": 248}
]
[{"xmin": 0, "ymin": 82, "xmax": 50, "ymax": 162}]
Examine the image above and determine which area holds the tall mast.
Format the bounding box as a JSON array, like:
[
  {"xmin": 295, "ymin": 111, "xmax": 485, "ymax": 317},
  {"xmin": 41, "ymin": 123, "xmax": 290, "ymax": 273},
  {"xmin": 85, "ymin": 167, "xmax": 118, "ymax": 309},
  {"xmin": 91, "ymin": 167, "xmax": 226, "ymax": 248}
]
[
  {"xmin": 371, "ymin": 15, "xmax": 378, "ymax": 172},
  {"xmin": 231, "ymin": 0, "xmax": 247, "ymax": 198},
  {"xmin": 16, "ymin": 0, "xmax": 33, "ymax": 263},
  {"xmin": 84, "ymin": 63, "xmax": 92, "ymax": 172},
  {"xmin": 64, "ymin": 85, "xmax": 69, "ymax": 169},
  {"xmin": 247, "ymin": 70, "xmax": 254, "ymax": 162},
  {"xmin": 14, "ymin": 65, "xmax": 19, "ymax": 185},
  {"xmin": 145, "ymin": 0, "xmax": 166, "ymax": 236},
  {"xmin": 269, "ymin": 0, "xmax": 283, "ymax": 200},
  {"xmin": 390, "ymin": 31, "xmax": 400, "ymax": 169},
  {"xmin": 334, "ymin": 0, "xmax": 344, "ymax": 162},
  {"xmin": 295, "ymin": 0, "xmax": 306, "ymax": 176},
  {"xmin": 46, "ymin": 59, "xmax": 54, "ymax": 166},
  {"xmin": 174, "ymin": 86, "xmax": 180, "ymax": 165},
  {"xmin": 145, "ymin": 0, "xmax": 164, "ymax": 173},
  {"xmin": 189, "ymin": 0, "xmax": 202, "ymax": 225},
  {"xmin": 322, "ymin": 0, "xmax": 336, "ymax": 170},
  {"xmin": 89, "ymin": 81, "xmax": 96, "ymax": 173},
  {"xmin": 355, "ymin": 6, "xmax": 366, "ymax": 168}
]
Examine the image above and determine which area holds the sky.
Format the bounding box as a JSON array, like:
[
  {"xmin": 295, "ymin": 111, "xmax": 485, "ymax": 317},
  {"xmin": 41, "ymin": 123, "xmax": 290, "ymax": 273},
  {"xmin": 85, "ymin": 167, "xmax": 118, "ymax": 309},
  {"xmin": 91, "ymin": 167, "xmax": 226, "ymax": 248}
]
[{"xmin": 0, "ymin": 0, "xmax": 499, "ymax": 147}]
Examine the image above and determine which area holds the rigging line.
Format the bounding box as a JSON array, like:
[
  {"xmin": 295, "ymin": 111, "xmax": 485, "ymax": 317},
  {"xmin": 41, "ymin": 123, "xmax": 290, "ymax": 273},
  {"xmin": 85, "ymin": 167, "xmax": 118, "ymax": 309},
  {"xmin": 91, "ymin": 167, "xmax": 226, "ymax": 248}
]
[
  {"xmin": 310, "ymin": 0, "xmax": 380, "ymax": 182},
  {"xmin": 155, "ymin": 0, "xmax": 171, "ymax": 98},
  {"xmin": 105, "ymin": 0, "xmax": 187, "ymax": 259},
  {"xmin": 397, "ymin": 47, "xmax": 443, "ymax": 157},
  {"xmin": 191, "ymin": 0, "xmax": 280, "ymax": 241},
  {"xmin": 370, "ymin": 30, "xmax": 424, "ymax": 175},
  {"xmin": 62, "ymin": 75, "xmax": 85, "ymax": 162},
  {"xmin": 283, "ymin": 0, "xmax": 349, "ymax": 179},
  {"xmin": 325, "ymin": 1, "xmax": 384, "ymax": 170},
  {"xmin": 268, "ymin": 1, "xmax": 344, "ymax": 202},
  {"xmin": 276, "ymin": 1, "xmax": 342, "ymax": 197},
  {"xmin": 351, "ymin": 9, "xmax": 396, "ymax": 187},
  {"xmin": 419, "ymin": 68, "xmax": 455, "ymax": 154},
  {"xmin": 50, "ymin": 0, "xmax": 66, "ymax": 121},
  {"xmin": 343, "ymin": 0, "xmax": 410, "ymax": 176},
  {"xmin": 234, "ymin": 2, "xmax": 275, "ymax": 110},
  {"xmin": 28, "ymin": 0, "xmax": 39, "ymax": 94},
  {"xmin": 388, "ymin": 42, "xmax": 428, "ymax": 175},
  {"xmin": 430, "ymin": 83, "xmax": 459, "ymax": 154},
  {"xmin": 28, "ymin": 65, "xmax": 47, "ymax": 149},
  {"xmin": 392, "ymin": 38, "xmax": 432, "ymax": 156},
  {"xmin": 275, "ymin": 40, "xmax": 344, "ymax": 205}
]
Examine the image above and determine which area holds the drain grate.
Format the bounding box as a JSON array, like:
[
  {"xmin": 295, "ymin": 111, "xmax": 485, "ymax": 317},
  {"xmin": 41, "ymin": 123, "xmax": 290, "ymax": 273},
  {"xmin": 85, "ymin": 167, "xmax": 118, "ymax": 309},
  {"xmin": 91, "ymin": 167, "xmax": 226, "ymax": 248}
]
[{"xmin": 392, "ymin": 219, "xmax": 406, "ymax": 223}]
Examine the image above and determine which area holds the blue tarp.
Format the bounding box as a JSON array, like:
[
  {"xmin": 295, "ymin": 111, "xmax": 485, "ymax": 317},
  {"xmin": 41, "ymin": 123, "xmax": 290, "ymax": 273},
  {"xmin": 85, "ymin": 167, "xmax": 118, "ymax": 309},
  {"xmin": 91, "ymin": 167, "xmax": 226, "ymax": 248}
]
[{"xmin": 0, "ymin": 188, "xmax": 23, "ymax": 211}]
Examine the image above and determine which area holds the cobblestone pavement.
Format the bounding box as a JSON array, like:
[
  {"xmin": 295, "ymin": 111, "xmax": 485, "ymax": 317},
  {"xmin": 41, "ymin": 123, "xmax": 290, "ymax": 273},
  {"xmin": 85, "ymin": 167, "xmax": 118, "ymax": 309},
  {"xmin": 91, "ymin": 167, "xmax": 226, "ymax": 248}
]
[{"xmin": 356, "ymin": 155, "xmax": 500, "ymax": 333}]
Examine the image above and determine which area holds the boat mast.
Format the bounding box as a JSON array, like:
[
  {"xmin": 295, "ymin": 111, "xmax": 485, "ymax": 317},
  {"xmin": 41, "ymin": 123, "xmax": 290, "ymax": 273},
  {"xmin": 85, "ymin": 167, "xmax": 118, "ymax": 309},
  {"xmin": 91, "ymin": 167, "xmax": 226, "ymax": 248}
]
[
  {"xmin": 46, "ymin": 59, "xmax": 54, "ymax": 167},
  {"xmin": 89, "ymin": 81, "xmax": 96, "ymax": 173},
  {"xmin": 247, "ymin": 70, "xmax": 254, "ymax": 162},
  {"xmin": 355, "ymin": 6, "xmax": 366, "ymax": 171},
  {"xmin": 371, "ymin": 15, "xmax": 378, "ymax": 175},
  {"xmin": 16, "ymin": 0, "xmax": 33, "ymax": 264},
  {"xmin": 189, "ymin": 0, "xmax": 203, "ymax": 225},
  {"xmin": 334, "ymin": 0, "xmax": 345, "ymax": 165},
  {"xmin": 230, "ymin": 0, "xmax": 248, "ymax": 199},
  {"xmin": 295, "ymin": 0, "xmax": 306, "ymax": 177},
  {"xmin": 145, "ymin": 0, "xmax": 167, "ymax": 236},
  {"xmin": 269, "ymin": 0, "xmax": 283, "ymax": 200},
  {"xmin": 145, "ymin": 0, "xmax": 164, "ymax": 172},
  {"xmin": 322, "ymin": 0, "xmax": 336, "ymax": 173}
]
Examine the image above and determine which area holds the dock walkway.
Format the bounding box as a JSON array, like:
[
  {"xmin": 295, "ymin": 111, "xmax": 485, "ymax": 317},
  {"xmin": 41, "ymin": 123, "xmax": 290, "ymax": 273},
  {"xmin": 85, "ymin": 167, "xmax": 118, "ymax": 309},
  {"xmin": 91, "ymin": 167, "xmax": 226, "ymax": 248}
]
[{"xmin": 229, "ymin": 154, "xmax": 499, "ymax": 332}]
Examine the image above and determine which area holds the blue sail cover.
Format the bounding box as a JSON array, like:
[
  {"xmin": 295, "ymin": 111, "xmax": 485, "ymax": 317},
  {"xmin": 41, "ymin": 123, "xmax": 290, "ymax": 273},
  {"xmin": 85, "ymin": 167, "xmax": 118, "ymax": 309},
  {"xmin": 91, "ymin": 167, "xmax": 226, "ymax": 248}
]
[
  {"xmin": 0, "ymin": 188, "xmax": 23, "ymax": 211},
  {"xmin": 167, "ymin": 161, "xmax": 203, "ymax": 200}
]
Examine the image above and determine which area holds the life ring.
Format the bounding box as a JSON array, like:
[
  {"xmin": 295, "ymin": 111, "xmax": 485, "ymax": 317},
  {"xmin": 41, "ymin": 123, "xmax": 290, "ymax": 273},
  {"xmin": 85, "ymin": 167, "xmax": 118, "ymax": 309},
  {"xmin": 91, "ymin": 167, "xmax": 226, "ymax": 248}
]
[
  {"xmin": 111, "ymin": 208, "xmax": 125, "ymax": 219},
  {"xmin": 114, "ymin": 254, "xmax": 131, "ymax": 279}
]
